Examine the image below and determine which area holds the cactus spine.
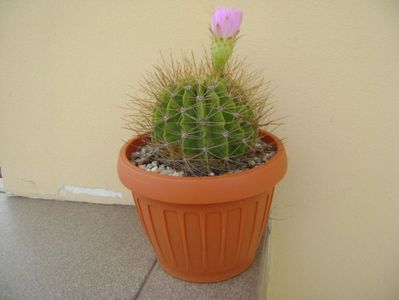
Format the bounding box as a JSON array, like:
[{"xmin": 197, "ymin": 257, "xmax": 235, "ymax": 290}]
[{"xmin": 152, "ymin": 78, "xmax": 256, "ymax": 161}]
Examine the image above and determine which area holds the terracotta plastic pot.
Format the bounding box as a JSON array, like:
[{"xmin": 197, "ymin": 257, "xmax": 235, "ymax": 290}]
[{"xmin": 117, "ymin": 131, "xmax": 287, "ymax": 282}]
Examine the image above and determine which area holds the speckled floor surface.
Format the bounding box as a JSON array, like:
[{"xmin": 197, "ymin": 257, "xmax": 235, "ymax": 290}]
[{"xmin": 0, "ymin": 193, "xmax": 265, "ymax": 300}]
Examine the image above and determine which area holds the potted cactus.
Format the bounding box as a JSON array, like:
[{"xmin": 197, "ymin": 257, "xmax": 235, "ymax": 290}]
[{"xmin": 118, "ymin": 7, "xmax": 287, "ymax": 282}]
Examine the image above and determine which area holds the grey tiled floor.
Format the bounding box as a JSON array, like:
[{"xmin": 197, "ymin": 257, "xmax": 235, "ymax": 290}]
[{"xmin": 0, "ymin": 193, "xmax": 265, "ymax": 300}]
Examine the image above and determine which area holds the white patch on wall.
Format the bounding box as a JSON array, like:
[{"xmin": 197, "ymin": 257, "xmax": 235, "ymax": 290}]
[{"xmin": 58, "ymin": 184, "xmax": 122, "ymax": 199}]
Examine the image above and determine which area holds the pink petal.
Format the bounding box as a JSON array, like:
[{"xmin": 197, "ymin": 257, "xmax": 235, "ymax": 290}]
[{"xmin": 211, "ymin": 7, "xmax": 243, "ymax": 38}]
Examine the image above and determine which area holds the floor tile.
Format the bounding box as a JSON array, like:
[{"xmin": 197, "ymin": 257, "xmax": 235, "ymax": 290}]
[{"xmin": 0, "ymin": 194, "xmax": 156, "ymax": 300}]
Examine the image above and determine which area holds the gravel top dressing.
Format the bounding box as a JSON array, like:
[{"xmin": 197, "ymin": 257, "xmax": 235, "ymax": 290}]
[{"xmin": 130, "ymin": 140, "xmax": 276, "ymax": 177}]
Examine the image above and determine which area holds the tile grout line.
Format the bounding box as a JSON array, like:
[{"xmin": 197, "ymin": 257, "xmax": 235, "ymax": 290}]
[
  {"xmin": 132, "ymin": 259, "xmax": 157, "ymax": 300},
  {"xmin": 257, "ymin": 223, "xmax": 272, "ymax": 300}
]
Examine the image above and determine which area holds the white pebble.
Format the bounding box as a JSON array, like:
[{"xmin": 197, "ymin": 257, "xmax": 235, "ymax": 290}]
[
  {"xmin": 248, "ymin": 160, "xmax": 256, "ymax": 167},
  {"xmin": 150, "ymin": 166, "xmax": 159, "ymax": 173},
  {"xmin": 262, "ymin": 153, "xmax": 274, "ymax": 162}
]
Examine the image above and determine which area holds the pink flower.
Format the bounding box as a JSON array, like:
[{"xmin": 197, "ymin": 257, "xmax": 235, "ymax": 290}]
[{"xmin": 211, "ymin": 7, "xmax": 243, "ymax": 39}]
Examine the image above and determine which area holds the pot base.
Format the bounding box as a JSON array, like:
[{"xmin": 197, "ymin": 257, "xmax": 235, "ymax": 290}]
[
  {"xmin": 158, "ymin": 255, "xmax": 256, "ymax": 283},
  {"xmin": 133, "ymin": 192, "xmax": 272, "ymax": 283}
]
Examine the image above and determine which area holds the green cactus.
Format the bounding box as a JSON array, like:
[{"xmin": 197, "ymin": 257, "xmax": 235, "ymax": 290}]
[
  {"xmin": 127, "ymin": 8, "xmax": 272, "ymax": 175},
  {"xmin": 152, "ymin": 78, "xmax": 257, "ymax": 161}
]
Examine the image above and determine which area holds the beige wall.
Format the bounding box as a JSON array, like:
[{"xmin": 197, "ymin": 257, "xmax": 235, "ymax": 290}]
[
  {"xmin": 262, "ymin": 1, "xmax": 399, "ymax": 299},
  {"xmin": 1, "ymin": 0, "xmax": 399, "ymax": 299}
]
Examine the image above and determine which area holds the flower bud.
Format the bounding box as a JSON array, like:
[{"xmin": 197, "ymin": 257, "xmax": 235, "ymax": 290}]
[{"xmin": 211, "ymin": 8, "xmax": 243, "ymax": 73}]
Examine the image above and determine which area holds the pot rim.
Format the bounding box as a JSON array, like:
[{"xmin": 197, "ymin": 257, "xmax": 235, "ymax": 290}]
[
  {"xmin": 117, "ymin": 130, "xmax": 287, "ymax": 204},
  {"xmin": 119, "ymin": 130, "xmax": 285, "ymax": 181}
]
